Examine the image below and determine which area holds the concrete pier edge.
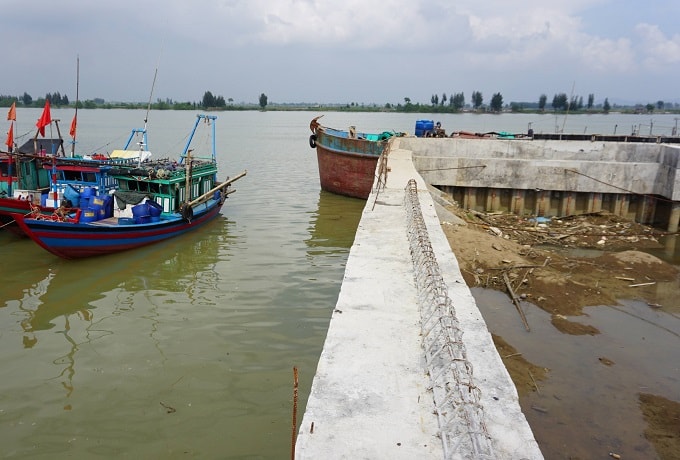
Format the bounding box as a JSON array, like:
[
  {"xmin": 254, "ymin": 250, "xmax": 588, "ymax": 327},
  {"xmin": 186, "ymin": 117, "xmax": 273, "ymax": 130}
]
[{"xmin": 296, "ymin": 139, "xmax": 543, "ymax": 459}]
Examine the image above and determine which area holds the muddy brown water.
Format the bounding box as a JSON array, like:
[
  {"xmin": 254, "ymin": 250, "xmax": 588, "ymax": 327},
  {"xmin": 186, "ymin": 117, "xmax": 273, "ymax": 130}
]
[{"xmin": 472, "ymin": 265, "xmax": 679, "ymax": 459}]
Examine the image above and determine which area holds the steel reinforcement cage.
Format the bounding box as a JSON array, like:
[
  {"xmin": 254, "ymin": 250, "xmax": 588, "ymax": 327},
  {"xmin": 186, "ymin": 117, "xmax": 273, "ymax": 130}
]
[{"xmin": 403, "ymin": 178, "xmax": 495, "ymax": 460}]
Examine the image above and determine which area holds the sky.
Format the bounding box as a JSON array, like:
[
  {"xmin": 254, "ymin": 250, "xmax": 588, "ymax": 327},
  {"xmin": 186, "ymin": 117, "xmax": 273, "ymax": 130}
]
[{"xmin": 3, "ymin": 0, "xmax": 679, "ymax": 106}]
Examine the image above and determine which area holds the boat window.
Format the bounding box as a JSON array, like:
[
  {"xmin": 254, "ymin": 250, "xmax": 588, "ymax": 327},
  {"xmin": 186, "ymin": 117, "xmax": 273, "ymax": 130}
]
[
  {"xmin": 0, "ymin": 163, "xmax": 8, "ymax": 177},
  {"xmin": 134, "ymin": 182, "xmax": 148, "ymax": 193},
  {"xmin": 63, "ymin": 171, "xmax": 77, "ymax": 181}
]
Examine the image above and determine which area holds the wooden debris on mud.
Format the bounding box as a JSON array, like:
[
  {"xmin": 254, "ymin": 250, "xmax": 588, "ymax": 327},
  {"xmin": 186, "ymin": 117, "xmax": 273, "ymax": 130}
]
[{"xmin": 467, "ymin": 210, "xmax": 666, "ymax": 250}]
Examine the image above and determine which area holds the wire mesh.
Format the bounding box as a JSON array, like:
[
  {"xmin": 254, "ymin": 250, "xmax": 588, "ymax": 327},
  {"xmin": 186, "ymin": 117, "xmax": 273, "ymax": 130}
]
[{"xmin": 403, "ymin": 179, "xmax": 494, "ymax": 460}]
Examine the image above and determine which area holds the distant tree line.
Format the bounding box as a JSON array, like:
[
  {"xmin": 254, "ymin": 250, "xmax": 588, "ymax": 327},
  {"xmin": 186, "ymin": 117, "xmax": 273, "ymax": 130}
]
[
  {"xmin": 1, "ymin": 91, "xmax": 70, "ymax": 107},
  {"xmin": 1, "ymin": 89, "xmax": 677, "ymax": 115},
  {"xmin": 201, "ymin": 91, "xmax": 227, "ymax": 108},
  {"xmin": 392, "ymin": 90, "xmax": 678, "ymax": 115}
]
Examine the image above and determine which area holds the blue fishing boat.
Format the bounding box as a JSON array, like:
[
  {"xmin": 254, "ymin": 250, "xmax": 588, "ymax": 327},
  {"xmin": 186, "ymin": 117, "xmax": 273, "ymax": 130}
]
[
  {"xmin": 15, "ymin": 114, "xmax": 246, "ymax": 259},
  {"xmin": 1, "ymin": 112, "xmax": 147, "ymax": 236}
]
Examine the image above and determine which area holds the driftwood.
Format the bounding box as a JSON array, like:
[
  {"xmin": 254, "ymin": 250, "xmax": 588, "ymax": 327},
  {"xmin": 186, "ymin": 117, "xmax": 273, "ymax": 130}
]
[
  {"xmin": 503, "ymin": 353, "xmax": 522, "ymax": 359},
  {"xmin": 488, "ymin": 264, "xmax": 545, "ymax": 271},
  {"xmin": 528, "ymin": 371, "xmax": 541, "ymax": 394},
  {"xmin": 469, "ymin": 209, "xmax": 496, "ymax": 226},
  {"xmin": 557, "ymin": 211, "xmax": 606, "ymax": 221},
  {"xmin": 488, "ymin": 257, "xmax": 550, "ymax": 271},
  {"xmin": 503, "ymin": 272, "xmax": 530, "ymax": 331}
]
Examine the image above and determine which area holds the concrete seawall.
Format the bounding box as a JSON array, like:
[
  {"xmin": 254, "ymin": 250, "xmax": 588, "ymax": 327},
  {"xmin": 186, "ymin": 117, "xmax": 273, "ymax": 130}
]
[
  {"xmin": 296, "ymin": 139, "xmax": 544, "ymax": 459},
  {"xmin": 404, "ymin": 137, "xmax": 680, "ymax": 232}
]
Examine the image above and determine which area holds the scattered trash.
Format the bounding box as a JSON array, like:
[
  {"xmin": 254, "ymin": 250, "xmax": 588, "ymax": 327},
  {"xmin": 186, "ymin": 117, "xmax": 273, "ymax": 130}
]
[{"xmin": 465, "ymin": 210, "xmax": 665, "ymax": 250}]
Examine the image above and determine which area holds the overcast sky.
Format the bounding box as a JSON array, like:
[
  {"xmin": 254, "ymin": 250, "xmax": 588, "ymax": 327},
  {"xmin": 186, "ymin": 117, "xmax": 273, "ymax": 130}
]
[{"xmin": 4, "ymin": 0, "xmax": 679, "ymax": 106}]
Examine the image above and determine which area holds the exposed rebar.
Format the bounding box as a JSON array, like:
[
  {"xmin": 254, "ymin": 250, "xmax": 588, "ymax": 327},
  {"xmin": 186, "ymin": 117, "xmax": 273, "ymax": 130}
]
[{"xmin": 404, "ymin": 179, "xmax": 494, "ymax": 460}]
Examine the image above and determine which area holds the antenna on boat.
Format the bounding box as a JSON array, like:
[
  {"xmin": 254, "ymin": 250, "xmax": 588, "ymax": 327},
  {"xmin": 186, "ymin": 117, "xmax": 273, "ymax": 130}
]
[
  {"xmin": 144, "ymin": 65, "xmax": 158, "ymax": 131},
  {"xmin": 71, "ymin": 55, "xmax": 80, "ymax": 158},
  {"xmin": 137, "ymin": 53, "xmax": 160, "ymax": 166}
]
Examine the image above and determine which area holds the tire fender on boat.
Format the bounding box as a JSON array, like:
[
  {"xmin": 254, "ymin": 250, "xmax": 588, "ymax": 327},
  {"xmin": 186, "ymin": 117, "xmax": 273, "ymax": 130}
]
[
  {"xmin": 309, "ymin": 134, "xmax": 317, "ymax": 148},
  {"xmin": 180, "ymin": 203, "xmax": 194, "ymax": 222}
]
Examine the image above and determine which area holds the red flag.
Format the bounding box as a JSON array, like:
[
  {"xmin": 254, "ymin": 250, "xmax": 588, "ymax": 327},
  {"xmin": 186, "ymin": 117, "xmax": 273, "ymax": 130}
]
[
  {"xmin": 7, "ymin": 102, "xmax": 16, "ymax": 121},
  {"xmin": 36, "ymin": 99, "xmax": 51, "ymax": 137},
  {"xmin": 5, "ymin": 121, "xmax": 13, "ymax": 149},
  {"xmin": 70, "ymin": 114, "xmax": 77, "ymax": 139}
]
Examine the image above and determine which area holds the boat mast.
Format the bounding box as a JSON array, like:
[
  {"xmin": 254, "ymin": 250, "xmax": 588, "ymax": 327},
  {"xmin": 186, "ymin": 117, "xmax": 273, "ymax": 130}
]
[
  {"xmin": 179, "ymin": 114, "xmax": 217, "ymax": 164},
  {"xmin": 71, "ymin": 56, "xmax": 79, "ymax": 157},
  {"xmin": 137, "ymin": 64, "xmax": 158, "ymax": 166}
]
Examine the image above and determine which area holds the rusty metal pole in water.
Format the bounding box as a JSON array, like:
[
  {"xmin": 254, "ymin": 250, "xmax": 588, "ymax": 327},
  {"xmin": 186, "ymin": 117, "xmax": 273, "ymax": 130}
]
[{"xmin": 291, "ymin": 367, "xmax": 299, "ymax": 460}]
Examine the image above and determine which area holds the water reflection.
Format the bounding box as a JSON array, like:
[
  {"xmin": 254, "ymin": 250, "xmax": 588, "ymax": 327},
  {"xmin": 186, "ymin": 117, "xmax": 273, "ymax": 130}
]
[
  {"xmin": 20, "ymin": 216, "xmax": 230, "ymax": 332},
  {"xmin": 305, "ymin": 190, "xmax": 365, "ymax": 257},
  {"xmin": 1, "ymin": 216, "xmax": 233, "ymax": 401},
  {"xmin": 648, "ymin": 234, "xmax": 680, "ymax": 266}
]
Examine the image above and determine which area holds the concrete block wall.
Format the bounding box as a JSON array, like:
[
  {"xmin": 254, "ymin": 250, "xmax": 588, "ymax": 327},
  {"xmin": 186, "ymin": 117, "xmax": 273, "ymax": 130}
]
[{"xmin": 401, "ymin": 137, "xmax": 680, "ymax": 231}]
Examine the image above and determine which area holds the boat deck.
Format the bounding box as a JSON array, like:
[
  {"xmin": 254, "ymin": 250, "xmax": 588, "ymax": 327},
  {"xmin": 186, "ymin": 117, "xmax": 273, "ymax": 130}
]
[{"xmin": 88, "ymin": 217, "xmax": 121, "ymax": 226}]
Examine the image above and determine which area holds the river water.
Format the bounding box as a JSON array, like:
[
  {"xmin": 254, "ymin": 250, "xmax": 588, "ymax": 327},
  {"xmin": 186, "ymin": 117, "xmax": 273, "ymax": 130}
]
[{"xmin": 1, "ymin": 109, "xmax": 679, "ymax": 458}]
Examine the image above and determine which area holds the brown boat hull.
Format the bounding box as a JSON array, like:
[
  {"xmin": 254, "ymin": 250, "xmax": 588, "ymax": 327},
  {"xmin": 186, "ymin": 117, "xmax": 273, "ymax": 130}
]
[
  {"xmin": 310, "ymin": 120, "xmax": 390, "ymax": 200},
  {"xmin": 315, "ymin": 147, "xmax": 379, "ymax": 200}
]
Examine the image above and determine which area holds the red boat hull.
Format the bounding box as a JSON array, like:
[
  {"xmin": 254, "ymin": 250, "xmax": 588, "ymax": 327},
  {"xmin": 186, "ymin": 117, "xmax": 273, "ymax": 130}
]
[
  {"xmin": 0, "ymin": 197, "xmax": 37, "ymax": 236},
  {"xmin": 310, "ymin": 122, "xmax": 392, "ymax": 200},
  {"xmin": 315, "ymin": 148, "xmax": 379, "ymax": 200}
]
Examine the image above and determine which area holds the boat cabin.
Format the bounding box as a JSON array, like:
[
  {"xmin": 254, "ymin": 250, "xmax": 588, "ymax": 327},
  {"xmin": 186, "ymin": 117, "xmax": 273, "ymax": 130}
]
[{"xmin": 112, "ymin": 160, "xmax": 218, "ymax": 214}]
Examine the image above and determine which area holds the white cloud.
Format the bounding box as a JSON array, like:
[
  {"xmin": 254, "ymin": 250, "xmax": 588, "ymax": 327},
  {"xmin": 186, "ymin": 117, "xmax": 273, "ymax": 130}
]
[
  {"xmin": 579, "ymin": 37, "xmax": 635, "ymax": 72},
  {"xmin": 635, "ymin": 23, "xmax": 680, "ymax": 66}
]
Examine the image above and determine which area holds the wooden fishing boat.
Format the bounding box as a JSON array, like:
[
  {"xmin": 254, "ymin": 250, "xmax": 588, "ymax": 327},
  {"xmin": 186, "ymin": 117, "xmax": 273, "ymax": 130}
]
[
  {"xmin": 1, "ymin": 64, "xmax": 151, "ymax": 236},
  {"xmin": 14, "ymin": 114, "xmax": 246, "ymax": 259},
  {"xmin": 1, "ymin": 154, "xmax": 46, "ymax": 235},
  {"xmin": 308, "ymin": 116, "xmax": 402, "ymax": 199},
  {"xmin": 0, "ymin": 127, "xmax": 149, "ymax": 236}
]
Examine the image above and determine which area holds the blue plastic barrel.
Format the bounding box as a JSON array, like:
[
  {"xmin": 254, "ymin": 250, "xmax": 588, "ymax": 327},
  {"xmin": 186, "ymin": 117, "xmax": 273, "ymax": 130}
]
[
  {"xmin": 415, "ymin": 119, "xmax": 434, "ymax": 137},
  {"xmin": 80, "ymin": 187, "xmax": 95, "ymax": 198},
  {"xmin": 134, "ymin": 215, "xmax": 151, "ymax": 224},
  {"xmin": 147, "ymin": 201, "xmax": 162, "ymax": 217},
  {"xmin": 80, "ymin": 209, "xmax": 98, "ymax": 223},
  {"xmin": 132, "ymin": 202, "xmax": 149, "ymax": 218},
  {"xmin": 415, "ymin": 120, "xmax": 425, "ymax": 137},
  {"xmin": 89, "ymin": 196, "xmax": 104, "ymax": 218},
  {"xmin": 97, "ymin": 195, "xmax": 112, "ymax": 219}
]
